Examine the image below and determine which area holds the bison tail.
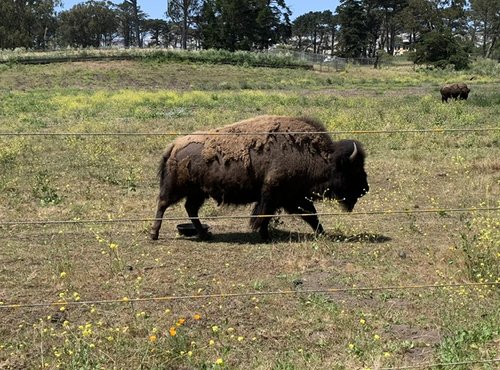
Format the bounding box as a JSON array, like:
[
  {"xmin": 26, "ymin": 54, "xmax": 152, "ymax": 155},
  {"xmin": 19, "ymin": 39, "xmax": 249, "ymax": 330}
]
[{"xmin": 158, "ymin": 143, "xmax": 174, "ymax": 189}]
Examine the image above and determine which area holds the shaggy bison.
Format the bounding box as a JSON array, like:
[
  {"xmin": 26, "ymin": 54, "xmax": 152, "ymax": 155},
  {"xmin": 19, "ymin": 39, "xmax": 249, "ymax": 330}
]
[
  {"xmin": 440, "ymin": 83, "xmax": 470, "ymax": 102},
  {"xmin": 150, "ymin": 115, "xmax": 369, "ymax": 241}
]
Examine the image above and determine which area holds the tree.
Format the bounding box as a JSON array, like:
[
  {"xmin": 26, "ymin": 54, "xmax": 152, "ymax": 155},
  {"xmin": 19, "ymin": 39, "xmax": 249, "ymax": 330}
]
[
  {"xmin": 198, "ymin": 0, "xmax": 291, "ymax": 51},
  {"xmin": 439, "ymin": 0, "xmax": 468, "ymax": 35},
  {"xmin": 336, "ymin": 0, "xmax": 368, "ymax": 57},
  {"xmin": 125, "ymin": 0, "xmax": 141, "ymax": 46},
  {"xmin": 378, "ymin": 0, "xmax": 409, "ymax": 55},
  {"xmin": 117, "ymin": 0, "xmax": 146, "ymax": 47},
  {"xmin": 412, "ymin": 29, "xmax": 470, "ymax": 69},
  {"xmin": 0, "ymin": 0, "xmax": 61, "ymax": 49},
  {"xmin": 292, "ymin": 12, "xmax": 317, "ymax": 51},
  {"xmin": 254, "ymin": 0, "xmax": 291, "ymax": 50},
  {"xmin": 399, "ymin": 0, "xmax": 441, "ymax": 49},
  {"xmin": 57, "ymin": 1, "xmax": 118, "ymax": 48},
  {"xmin": 364, "ymin": 0, "xmax": 384, "ymax": 56},
  {"xmin": 198, "ymin": 0, "xmax": 219, "ymax": 49},
  {"xmin": 292, "ymin": 11, "xmax": 336, "ymax": 54},
  {"xmin": 143, "ymin": 19, "xmax": 170, "ymax": 47},
  {"xmin": 470, "ymin": 0, "xmax": 500, "ymax": 58},
  {"xmin": 168, "ymin": 0, "xmax": 201, "ymax": 49}
]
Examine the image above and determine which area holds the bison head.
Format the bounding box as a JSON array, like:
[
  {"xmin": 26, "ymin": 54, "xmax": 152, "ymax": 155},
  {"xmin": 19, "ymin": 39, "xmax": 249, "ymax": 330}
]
[{"xmin": 329, "ymin": 140, "xmax": 369, "ymax": 212}]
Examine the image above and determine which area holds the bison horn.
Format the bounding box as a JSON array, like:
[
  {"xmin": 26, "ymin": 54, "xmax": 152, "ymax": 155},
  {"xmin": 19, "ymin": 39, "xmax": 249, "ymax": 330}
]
[{"xmin": 349, "ymin": 142, "xmax": 358, "ymax": 162}]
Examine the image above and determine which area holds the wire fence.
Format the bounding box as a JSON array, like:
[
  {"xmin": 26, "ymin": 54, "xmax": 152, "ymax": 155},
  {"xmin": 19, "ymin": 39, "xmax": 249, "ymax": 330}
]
[
  {"xmin": 1, "ymin": 207, "xmax": 498, "ymax": 227},
  {"xmin": 266, "ymin": 49, "xmax": 377, "ymax": 71},
  {"xmin": 2, "ymin": 120, "xmax": 498, "ymax": 368},
  {"xmin": 1, "ymin": 282, "xmax": 497, "ymax": 310},
  {"xmin": 0, "ymin": 127, "xmax": 499, "ymax": 137}
]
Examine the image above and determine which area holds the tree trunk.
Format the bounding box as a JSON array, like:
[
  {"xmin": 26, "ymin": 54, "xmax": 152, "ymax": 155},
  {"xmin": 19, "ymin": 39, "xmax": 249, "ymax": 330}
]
[
  {"xmin": 330, "ymin": 28, "xmax": 335, "ymax": 55},
  {"xmin": 485, "ymin": 35, "xmax": 497, "ymax": 58},
  {"xmin": 182, "ymin": 7, "xmax": 188, "ymax": 49}
]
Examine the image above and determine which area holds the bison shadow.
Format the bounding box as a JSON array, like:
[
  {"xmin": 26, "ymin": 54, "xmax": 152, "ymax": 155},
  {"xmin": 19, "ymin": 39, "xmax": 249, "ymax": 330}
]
[{"xmin": 181, "ymin": 229, "xmax": 391, "ymax": 245}]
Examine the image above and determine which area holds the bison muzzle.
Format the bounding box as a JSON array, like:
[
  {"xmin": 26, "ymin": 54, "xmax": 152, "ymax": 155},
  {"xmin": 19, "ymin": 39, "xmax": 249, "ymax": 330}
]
[{"xmin": 150, "ymin": 115, "xmax": 369, "ymax": 241}]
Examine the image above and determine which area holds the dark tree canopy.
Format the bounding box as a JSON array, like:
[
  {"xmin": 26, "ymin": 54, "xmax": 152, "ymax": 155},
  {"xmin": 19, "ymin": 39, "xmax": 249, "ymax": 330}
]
[
  {"xmin": 58, "ymin": 1, "xmax": 118, "ymax": 48},
  {"xmin": 412, "ymin": 30, "xmax": 471, "ymax": 70},
  {"xmin": 0, "ymin": 0, "xmax": 61, "ymax": 49},
  {"xmin": 1, "ymin": 0, "xmax": 497, "ymax": 68},
  {"xmin": 199, "ymin": 0, "xmax": 291, "ymax": 51}
]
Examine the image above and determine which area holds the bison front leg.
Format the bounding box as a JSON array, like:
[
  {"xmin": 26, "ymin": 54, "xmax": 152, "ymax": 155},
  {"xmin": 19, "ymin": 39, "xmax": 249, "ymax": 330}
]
[
  {"xmin": 185, "ymin": 192, "xmax": 210, "ymax": 240},
  {"xmin": 285, "ymin": 199, "xmax": 325, "ymax": 236},
  {"xmin": 251, "ymin": 192, "xmax": 278, "ymax": 241}
]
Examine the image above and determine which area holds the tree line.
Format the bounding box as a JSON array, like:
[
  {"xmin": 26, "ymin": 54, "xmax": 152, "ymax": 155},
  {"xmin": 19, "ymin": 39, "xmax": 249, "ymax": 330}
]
[{"xmin": 0, "ymin": 0, "xmax": 498, "ymax": 69}]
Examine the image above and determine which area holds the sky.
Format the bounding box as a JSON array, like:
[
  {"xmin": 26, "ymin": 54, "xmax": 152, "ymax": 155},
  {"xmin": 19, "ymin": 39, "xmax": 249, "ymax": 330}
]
[{"xmin": 57, "ymin": 1, "xmax": 341, "ymax": 20}]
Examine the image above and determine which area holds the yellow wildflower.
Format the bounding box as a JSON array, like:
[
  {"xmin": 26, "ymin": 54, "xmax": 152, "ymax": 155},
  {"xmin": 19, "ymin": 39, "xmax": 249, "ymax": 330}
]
[
  {"xmin": 215, "ymin": 358, "xmax": 224, "ymax": 365},
  {"xmin": 169, "ymin": 326, "xmax": 177, "ymax": 337}
]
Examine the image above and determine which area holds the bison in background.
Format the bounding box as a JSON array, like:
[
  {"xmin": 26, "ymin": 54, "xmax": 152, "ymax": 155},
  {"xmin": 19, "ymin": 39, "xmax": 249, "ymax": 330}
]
[
  {"xmin": 150, "ymin": 115, "xmax": 369, "ymax": 241},
  {"xmin": 440, "ymin": 83, "xmax": 470, "ymax": 102}
]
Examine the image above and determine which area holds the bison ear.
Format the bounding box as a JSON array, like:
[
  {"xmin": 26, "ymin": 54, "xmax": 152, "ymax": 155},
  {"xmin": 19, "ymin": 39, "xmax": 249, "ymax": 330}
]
[{"xmin": 349, "ymin": 142, "xmax": 358, "ymax": 163}]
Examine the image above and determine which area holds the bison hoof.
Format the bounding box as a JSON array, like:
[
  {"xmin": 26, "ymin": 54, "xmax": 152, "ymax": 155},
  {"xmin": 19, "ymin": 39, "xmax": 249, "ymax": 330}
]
[{"xmin": 150, "ymin": 232, "xmax": 159, "ymax": 240}]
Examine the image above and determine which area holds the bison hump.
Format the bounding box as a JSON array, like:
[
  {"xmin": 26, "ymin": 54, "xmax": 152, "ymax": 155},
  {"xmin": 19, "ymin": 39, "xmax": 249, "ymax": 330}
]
[{"xmin": 201, "ymin": 116, "xmax": 333, "ymax": 167}]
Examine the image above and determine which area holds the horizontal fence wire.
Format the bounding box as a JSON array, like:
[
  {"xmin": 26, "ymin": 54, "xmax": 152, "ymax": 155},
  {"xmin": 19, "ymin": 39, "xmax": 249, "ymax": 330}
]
[
  {"xmin": 1, "ymin": 282, "xmax": 497, "ymax": 310},
  {"xmin": 381, "ymin": 358, "xmax": 500, "ymax": 370},
  {"xmin": 1, "ymin": 207, "xmax": 498, "ymax": 227},
  {"xmin": 0, "ymin": 128, "xmax": 499, "ymax": 137}
]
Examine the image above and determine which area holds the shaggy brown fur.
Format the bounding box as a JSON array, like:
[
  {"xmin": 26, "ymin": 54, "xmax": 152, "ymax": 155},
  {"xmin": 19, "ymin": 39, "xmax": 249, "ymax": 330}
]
[
  {"xmin": 440, "ymin": 83, "xmax": 470, "ymax": 102},
  {"xmin": 168, "ymin": 116, "xmax": 331, "ymax": 168},
  {"xmin": 150, "ymin": 115, "xmax": 369, "ymax": 241}
]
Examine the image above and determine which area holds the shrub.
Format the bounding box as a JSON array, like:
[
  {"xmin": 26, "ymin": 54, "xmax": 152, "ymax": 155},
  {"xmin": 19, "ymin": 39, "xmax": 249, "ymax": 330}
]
[{"xmin": 411, "ymin": 30, "xmax": 470, "ymax": 70}]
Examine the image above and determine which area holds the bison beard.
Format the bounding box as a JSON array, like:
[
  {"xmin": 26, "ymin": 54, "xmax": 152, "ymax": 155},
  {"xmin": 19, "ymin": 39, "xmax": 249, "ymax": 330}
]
[{"xmin": 150, "ymin": 115, "xmax": 369, "ymax": 241}]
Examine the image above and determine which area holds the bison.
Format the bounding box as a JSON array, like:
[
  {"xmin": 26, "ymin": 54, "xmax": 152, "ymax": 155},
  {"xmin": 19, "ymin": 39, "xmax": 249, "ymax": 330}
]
[
  {"xmin": 440, "ymin": 83, "xmax": 470, "ymax": 102},
  {"xmin": 150, "ymin": 115, "xmax": 369, "ymax": 241}
]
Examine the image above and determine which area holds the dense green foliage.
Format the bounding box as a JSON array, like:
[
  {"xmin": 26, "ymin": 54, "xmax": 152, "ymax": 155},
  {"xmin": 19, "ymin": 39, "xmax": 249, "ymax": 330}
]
[
  {"xmin": 412, "ymin": 30, "xmax": 471, "ymax": 70},
  {"xmin": 0, "ymin": 0, "xmax": 499, "ymax": 69}
]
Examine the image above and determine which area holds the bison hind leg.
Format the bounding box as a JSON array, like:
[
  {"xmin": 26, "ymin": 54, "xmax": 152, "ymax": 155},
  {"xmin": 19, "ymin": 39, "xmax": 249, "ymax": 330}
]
[
  {"xmin": 151, "ymin": 181, "xmax": 187, "ymax": 240},
  {"xmin": 150, "ymin": 196, "xmax": 176, "ymax": 240}
]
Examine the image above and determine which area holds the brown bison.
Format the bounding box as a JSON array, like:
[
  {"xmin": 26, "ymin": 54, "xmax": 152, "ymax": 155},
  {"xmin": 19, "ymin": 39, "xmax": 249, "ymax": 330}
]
[
  {"xmin": 440, "ymin": 83, "xmax": 470, "ymax": 102},
  {"xmin": 150, "ymin": 115, "xmax": 369, "ymax": 241}
]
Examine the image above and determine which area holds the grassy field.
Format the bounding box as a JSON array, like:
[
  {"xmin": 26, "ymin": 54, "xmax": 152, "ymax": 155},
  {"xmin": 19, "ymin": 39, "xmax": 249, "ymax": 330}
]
[{"xmin": 0, "ymin": 58, "xmax": 499, "ymax": 369}]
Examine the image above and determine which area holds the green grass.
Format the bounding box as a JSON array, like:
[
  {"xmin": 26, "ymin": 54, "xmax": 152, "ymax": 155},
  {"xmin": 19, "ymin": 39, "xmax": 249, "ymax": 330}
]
[{"xmin": 0, "ymin": 58, "xmax": 498, "ymax": 369}]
